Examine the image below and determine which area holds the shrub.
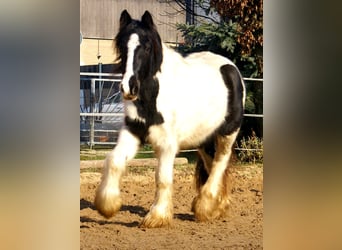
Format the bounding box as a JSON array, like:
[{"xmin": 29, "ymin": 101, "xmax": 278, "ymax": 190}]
[{"xmin": 236, "ymin": 132, "xmax": 263, "ymax": 164}]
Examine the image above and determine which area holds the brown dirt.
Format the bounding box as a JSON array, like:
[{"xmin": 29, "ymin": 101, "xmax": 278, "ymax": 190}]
[{"xmin": 80, "ymin": 164, "xmax": 263, "ymax": 249}]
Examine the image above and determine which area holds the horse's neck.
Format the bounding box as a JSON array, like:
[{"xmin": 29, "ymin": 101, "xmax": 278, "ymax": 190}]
[
  {"xmin": 162, "ymin": 43, "xmax": 181, "ymax": 57},
  {"xmin": 160, "ymin": 43, "xmax": 184, "ymax": 70}
]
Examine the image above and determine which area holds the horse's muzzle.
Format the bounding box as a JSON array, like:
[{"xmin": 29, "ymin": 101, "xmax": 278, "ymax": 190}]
[
  {"xmin": 120, "ymin": 75, "xmax": 139, "ymax": 101},
  {"xmin": 122, "ymin": 92, "xmax": 138, "ymax": 101}
]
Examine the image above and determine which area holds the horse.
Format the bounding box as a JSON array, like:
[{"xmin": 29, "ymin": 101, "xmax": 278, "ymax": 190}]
[{"xmin": 94, "ymin": 10, "xmax": 246, "ymax": 228}]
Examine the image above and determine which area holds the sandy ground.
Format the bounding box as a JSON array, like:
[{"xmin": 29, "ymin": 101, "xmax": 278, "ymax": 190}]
[{"xmin": 80, "ymin": 164, "xmax": 263, "ymax": 249}]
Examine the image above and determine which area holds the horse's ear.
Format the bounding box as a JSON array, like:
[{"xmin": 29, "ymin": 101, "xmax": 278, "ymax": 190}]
[
  {"xmin": 120, "ymin": 10, "xmax": 132, "ymax": 30},
  {"xmin": 141, "ymin": 11, "xmax": 154, "ymax": 29}
]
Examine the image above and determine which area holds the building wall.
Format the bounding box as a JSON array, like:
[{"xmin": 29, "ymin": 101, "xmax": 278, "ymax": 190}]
[
  {"xmin": 80, "ymin": 0, "xmax": 185, "ymax": 43},
  {"xmin": 80, "ymin": 38, "xmax": 116, "ymax": 66}
]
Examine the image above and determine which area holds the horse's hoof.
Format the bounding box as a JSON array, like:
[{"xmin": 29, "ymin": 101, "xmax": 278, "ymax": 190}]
[
  {"xmin": 139, "ymin": 211, "xmax": 173, "ymax": 228},
  {"xmin": 192, "ymin": 193, "xmax": 228, "ymax": 222},
  {"xmin": 94, "ymin": 190, "xmax": 122, "ymax": 219}
]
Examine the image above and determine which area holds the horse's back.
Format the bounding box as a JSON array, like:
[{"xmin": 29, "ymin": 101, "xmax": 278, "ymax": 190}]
[{"xmin": 184, "ymin": 51, "xmax": 234, "ymax": 69}]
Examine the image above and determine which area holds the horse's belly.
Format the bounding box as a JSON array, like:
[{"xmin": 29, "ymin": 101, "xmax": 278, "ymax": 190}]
[
  {"xmin": 178, "ymin": 129, "xmax": 215, "ymax": 149},
  {"xmin": 147, "ymin": 111, "xmax": 224, "ymax": 150},
  {"xmin": 176, "ymin": 110, "xmax": 226, "ymax": 149}
]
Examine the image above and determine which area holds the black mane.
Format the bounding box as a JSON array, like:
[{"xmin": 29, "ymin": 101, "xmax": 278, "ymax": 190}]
[
  {"xmin": 114, "ymin": 10, "xmax": 163, "ymax": 78},
  {"xmin": 115, "ymin": 10, "xmax": 165, "ymax": 143}
]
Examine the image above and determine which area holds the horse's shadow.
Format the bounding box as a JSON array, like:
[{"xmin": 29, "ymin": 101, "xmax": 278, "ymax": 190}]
[
  {"xmin": 80, "ymin": 198, "xmax": 95, "ymax": 210},
  {"xmin": 121, "ymin": 204, "xmax": 148, "ymax": 217},
  {"xmin": 80, "ymin": 198, "xmax": 147, "ymax": 216},
  {"xmin": 80, "ymin": 216, "xmax": 140, "ymax": 228},
  {"xmin": 80, "ymin": 199, "xmax": 147, "ymax": 227},
  {"xmin": 80, "ymin": 199, "xmax": 195, "ymax": 227},
  {"xmin": 175, "ymin": 213, "xmax": 195, "ymax": 222}
]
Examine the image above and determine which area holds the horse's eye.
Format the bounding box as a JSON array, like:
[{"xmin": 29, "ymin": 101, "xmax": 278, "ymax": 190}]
[{"xmin": 145, "ymin": 45, "xmax": 151, "ymax": 53}]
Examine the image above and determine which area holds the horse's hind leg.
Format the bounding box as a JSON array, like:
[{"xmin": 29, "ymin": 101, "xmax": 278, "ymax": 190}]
[
  {"xmin": 192, "ymin": 131, "xmax": 238, "ymax": 221},
  {"xmin": 94, "ymin": 128, "xmax": 140, "ymax": 218},
  {"xmin": 194, "ymin": 141, "xmax": 215, "ymax": 191}
]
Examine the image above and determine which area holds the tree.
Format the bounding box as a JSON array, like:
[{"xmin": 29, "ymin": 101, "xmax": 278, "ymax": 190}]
[
  {"xmin": 210, "ymin": 0, "xmax": 263, "ymax": 76},
  {"xmin": 176, "ymin": 0, "xmax": 263, "ymax": 78}
]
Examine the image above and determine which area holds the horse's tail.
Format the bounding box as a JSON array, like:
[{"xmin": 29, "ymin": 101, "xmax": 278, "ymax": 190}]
[
  {"xmin": 194, "ymin": 138, "xmax": 215, "ymax": 191},
  {"xmin": 219, "ymin": 64, "xmax": 245, "ymax": 136},
  {"xmin": 195, "ymin": 156, "xmax": 209, "ymax": 191}
]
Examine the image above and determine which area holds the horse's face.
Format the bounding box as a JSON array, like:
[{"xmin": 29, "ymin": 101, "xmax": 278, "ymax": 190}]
[{"xmin": 115, "ymin": 10, "xmax": 162, "ymax": 101}]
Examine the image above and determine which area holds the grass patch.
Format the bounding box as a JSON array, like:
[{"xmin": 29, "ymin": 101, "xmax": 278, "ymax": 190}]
[
  {"xmin": 177, "ymin": 151, "xmax": 198, "ymax": 164},
  {"xmin": 80, "ymin": 155, "xmax": 106, "ymax": 161},
  {"xmin": 80, "ymin": 167, "xmax": 102, "ymax": 173},
  {"xmin": 80, "ymin": 144, "xmax": 199, "ymax": 162},
  {"xmin": 134, "ymin": 152, "xmax": 155, "ymax": 159}
]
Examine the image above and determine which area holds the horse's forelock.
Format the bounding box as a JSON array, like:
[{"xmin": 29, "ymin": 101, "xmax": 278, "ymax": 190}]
[
  {"xmin": 114, "ymin": 22, "xmax": 137, "ymax": 72},
  {"xmin": 114, "ymin": 15, "xmax": 163, "ymax": 76}
]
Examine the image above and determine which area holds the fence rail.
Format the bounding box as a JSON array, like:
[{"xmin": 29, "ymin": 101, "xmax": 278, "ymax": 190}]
[{"xmin": 80, "ymin": 72, "xmax": 263, "ymax": 152}]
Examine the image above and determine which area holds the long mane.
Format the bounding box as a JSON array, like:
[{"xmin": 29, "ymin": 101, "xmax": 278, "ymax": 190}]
[{"xmin": 114, "ymin": 16, "xmax": 163, "ymax": 76}]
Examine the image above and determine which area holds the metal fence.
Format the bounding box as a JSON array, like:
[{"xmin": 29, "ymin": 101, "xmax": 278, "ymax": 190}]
[
  {"xmin": 80, "ymin": 72, "xmax": 263, "ymax": 151},
  {"xmin": 80, "ymin": 73, "xmax": 123, "ymax": 147}
]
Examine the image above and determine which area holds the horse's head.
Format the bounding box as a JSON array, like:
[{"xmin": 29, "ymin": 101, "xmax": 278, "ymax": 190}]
[{"xmin": 115, "ymin": 10, "xmax": 163, "ymax": 101}]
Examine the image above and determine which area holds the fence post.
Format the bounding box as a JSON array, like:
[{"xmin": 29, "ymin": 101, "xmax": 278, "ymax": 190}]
[
  {"xmin": 89, "ymin": 79, "xmax": 96, "ymax": 149},
  {"xmin": 99, "ymin": 63, "xmax": 103, "ymax": 114}
]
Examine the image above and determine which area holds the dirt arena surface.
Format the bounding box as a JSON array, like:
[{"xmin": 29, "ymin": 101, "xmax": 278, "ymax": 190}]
[{"xmin": 80, "ymin": 164, "xmax": 263, "ymax": 249}]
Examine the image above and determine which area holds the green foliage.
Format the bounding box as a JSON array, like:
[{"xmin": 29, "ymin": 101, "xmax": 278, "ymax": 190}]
[
  {"xmin": 210, "ymin": 0, "xmax": 263, "ymax": 77},
  {"xmin": 245, "ymin": 90, "xmax": 256, "ymax": 113},
  {"xmin": 177, "ymin": 21, "xmax": 237, "ymax": 54},
  {"xmin": 176, "ymin": 21, "xmax": 260, "ymax": 77}
]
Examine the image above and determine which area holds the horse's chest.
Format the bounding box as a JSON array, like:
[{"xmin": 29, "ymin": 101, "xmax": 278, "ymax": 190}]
[{"xmin": 125, "ymin": 101, "xmax": 146, "ymax": 124}]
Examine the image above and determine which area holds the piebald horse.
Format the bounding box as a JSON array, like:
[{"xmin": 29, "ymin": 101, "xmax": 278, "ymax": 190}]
[{"xmin": 95, "ymin": 10, "xmax": 246, "ymax": 228}]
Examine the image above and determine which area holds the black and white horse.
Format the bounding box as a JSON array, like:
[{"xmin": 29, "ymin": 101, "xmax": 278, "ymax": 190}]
[{"xmin": 95, "ymin": 10, "xmax": 245, "ymax": 228}]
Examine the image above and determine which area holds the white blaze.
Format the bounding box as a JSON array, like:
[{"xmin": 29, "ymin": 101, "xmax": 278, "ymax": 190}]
[{"xmin": 121, "ymin": 33, "xmax": 140, "ymax": 95}]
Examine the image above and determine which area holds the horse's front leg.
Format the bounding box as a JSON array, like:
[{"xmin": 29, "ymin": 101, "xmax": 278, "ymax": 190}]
[
  {"xmin": 140, "ymin": 143, "xmax": 177, "ymax": 228},
  {"xmin": 94, "ymin": 128, "xmax": 140, "ymax": 218}
]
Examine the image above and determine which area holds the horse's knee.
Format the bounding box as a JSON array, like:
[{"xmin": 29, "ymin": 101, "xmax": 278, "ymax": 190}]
[
  {"xmin": 105, "ymin": 149, "xmax": 126, "ymax": 174},
  {"xmin": 107, "ymin": 128, "xmax": 140, "ymax": 170}
]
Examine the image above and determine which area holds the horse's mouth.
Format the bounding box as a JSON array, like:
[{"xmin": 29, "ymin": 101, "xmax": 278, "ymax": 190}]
[{"xmin": 122, "ymin": 93, "xmax": 138, "ymax": 101}]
